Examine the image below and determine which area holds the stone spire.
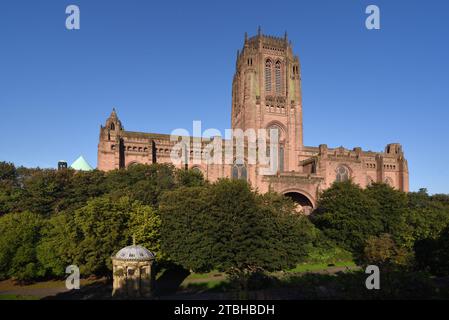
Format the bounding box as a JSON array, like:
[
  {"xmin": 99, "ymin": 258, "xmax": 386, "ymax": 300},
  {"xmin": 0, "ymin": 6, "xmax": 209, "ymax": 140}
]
[
  {"xmin": 105, "ymin": 107, "xmax": 123, "ymax": 131},
  {"xmin": 110, "ymin": 107, "xmax": 118, "ymax": 119}
]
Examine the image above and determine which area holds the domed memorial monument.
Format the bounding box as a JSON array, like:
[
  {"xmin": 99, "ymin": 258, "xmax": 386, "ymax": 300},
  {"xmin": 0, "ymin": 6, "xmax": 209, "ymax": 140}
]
[{"xmin": 111, "ymin": 238, "xmax": 156, "ymax": 298}]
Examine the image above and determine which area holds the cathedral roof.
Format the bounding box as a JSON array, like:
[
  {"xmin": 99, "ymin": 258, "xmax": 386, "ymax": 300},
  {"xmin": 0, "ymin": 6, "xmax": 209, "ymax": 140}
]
[{"xmin": 70, "ymin": 156, "xmax": 94, "ymax": 171}]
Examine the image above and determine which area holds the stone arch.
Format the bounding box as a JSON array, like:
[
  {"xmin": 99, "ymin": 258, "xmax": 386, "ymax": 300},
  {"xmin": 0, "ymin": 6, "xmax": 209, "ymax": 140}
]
[
  {"xmin": 232, "ymin": 160, "xmax": 248, "ymax": 181},
  {"xmin": 265, "ymin": 121, "xmax": 287, "ymax": 141},
  {"xmin": 126, "ymin": 161, "xmax": 139, "ymax": 168},
  {"xmin": 190, "ymin": 165, "xmax": 203, "ymax": 174},
  {"xmin": 282, "ymin": 189, "xmax": 315, "ymax": 214},
  {"xmin": 335, "ymin": 164, "xmax": 351, "ymax": 182}
]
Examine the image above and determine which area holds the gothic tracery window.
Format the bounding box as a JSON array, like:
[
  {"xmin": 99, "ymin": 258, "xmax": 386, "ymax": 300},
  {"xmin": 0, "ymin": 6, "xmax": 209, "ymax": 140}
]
[
  {"xmin": 275, "ymin": 61, "xmax": 282, "ymax": 94},
  {"xmin": 265, "ymin": 125, "xmax": 284, "ymax": 172},
  {"xmin": 232, "ymin": 163, "xmax": 247, "ymax": 180},
  {"xmin": 265, "ymin": 59, "xmax": 272, "ymax": 92},
  {"xmin": 267, "ymin": 125, "xmax": 281, "ymax": 141},
  {"xmin": 336, "ymin": 166, "xmax": 349, "ymax": 182},
  {"xmin": 279, "ymin": 145, "xmax": 284, "ymax": 172}
]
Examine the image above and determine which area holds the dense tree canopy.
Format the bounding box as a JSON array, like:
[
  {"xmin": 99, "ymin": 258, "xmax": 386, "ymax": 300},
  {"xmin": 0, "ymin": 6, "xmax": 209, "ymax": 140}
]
[
  {"xmin": 0, "ymin": 162, "xmax": 203, "ymax": 280},
  {"xmin": 160, "ymin": 179, "xmax": 317, "ymax": 277},
  {"xmin": 311, "ymin": 181, "xmax": 383, "ymax": 253},
  {"xmin": 311, "ymin": 181, "xmax": 449, "ymax": 270},
  {"xmin": 0, "ymin": 160, "xmax": 448, "ymax": 283},
  {"xmin": 0, "ymin": 211, "xmax": 45, "ymax": 281},
  {"xmin": 414, "ymin": 226, "xmax": 449, "ymax": 276}
]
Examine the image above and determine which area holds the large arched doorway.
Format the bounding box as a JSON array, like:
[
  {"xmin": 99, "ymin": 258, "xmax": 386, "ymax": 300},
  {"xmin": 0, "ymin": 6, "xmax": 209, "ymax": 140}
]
[{"xmin": 284, "ymin": 192, "xmax": 314, "ymax": 215}]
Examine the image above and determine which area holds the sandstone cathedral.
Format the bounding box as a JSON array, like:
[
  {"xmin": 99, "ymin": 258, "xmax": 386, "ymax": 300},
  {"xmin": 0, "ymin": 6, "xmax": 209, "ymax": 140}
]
[{"xmin": 97, "ymin": 30, "xmax": 409, "ymax": 213}]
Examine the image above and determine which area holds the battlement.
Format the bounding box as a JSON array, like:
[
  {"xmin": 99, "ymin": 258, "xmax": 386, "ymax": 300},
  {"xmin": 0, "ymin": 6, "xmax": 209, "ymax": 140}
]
[{"xmin": 244, "ymin": 28, "xmax": 290, "ymax": 51}]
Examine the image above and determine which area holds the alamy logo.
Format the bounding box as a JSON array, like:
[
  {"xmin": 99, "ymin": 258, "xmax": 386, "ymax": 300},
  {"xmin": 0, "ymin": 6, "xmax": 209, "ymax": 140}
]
[
  {"xmin": 365, "ymin": 265, "xmax": 380, "ymax": 290},
  {"xmin": 66, "ymin": 5, "xmax": 80, "ymax": 30},
  {"xmin": 65, "ymin": 265, "xmax": 80, "ymax": 290},
  {"xmin": 169, "ymin": 121, "xmax": 281, "ymax": 175},
  {"xmin": 365, "ymin": 5, "xmax": 381, "ymax": 30}
]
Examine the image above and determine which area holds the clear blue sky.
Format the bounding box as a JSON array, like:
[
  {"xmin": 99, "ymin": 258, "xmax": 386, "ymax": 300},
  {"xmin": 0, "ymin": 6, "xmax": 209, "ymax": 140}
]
[{"xmin": 0, "ymin": 0, "xmax": 448, "ymax": 194}]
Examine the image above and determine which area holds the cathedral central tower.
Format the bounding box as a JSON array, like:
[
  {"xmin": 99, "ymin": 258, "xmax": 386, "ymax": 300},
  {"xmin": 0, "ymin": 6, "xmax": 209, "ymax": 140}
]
[{"xmin": 231, "ymin": 28, "xmax": 303, "ymax": 172}]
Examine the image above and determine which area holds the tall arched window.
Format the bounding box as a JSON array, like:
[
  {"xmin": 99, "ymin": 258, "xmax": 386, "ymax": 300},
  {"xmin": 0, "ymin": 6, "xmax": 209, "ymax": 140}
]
[
  {"xmin": 279, "ymin": 145, "xmax": 284, "ymax": 172},
  {"xmin": 265, "ymin": 59, "xmax": 272, "ymax": 92},
  {"xmin": 336, "ymin": 166, "xmax": 349, "ymax": 182},
  {"xmin": 232, "ymin": 163, "xmax": 247, "ymax": 181},
  {"xmin": 240, "ymin": 166, "xmax": 247, "ymax": 180},
  {"xmin": 232, "ymin": 166, "xmax": 239, "ymax": 179},
  {"xmin": 267, "ymin": 125, "xmax": 281, "ymax": 141},
  {"xmin": 266, "ymin": 125, "xmax": 283, "ymax": 173},
  {"xmin": 275, "ymin": 61, "xmax": 282, "ymax": 94}
]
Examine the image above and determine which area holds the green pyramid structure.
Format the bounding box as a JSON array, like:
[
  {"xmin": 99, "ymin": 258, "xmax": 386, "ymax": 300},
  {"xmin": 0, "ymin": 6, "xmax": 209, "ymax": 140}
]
[{"xmin": 70, "ymin": 156, "xmax": 94, "ymax": 171}]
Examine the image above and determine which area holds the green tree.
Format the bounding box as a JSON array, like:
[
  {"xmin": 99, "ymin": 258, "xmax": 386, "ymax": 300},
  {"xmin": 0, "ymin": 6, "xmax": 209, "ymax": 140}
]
[
  {"xmin": 257, "ymin": 192, "xmax": 317, "ymax": 270},
  {"xmin": 160, "ymin": 185, "xmax": 213, "ymax": 272},
  {"xmin": 0, "ymin": 212, "xmax": 45, "ymax": 281},
  {"xmin": 0, "ymin": 161, "xmax": 17, "ymax": 183},
  {"xmin": 312, "ymin": 181, "xmax": 383, "ymax": 254},
  {"xmin": 105, "ymin": 164, "xmax": 177, "ymax": 206},
  {"xmin": 362, "ymin": 233, "xmax": 413, "ymax": 270},
  {"xmin": 60, "ymin": 170, "xmax": 106, "ymax": 212},
  {"xmin": 72, "ymin": 196, "xmax": 135, "ymax": 276},
  {"xmin": 160, "ymin": 179, "xmax": 314, "ymax": 289},
  {"xmin": 18, "ymin": 169, "xmax": 74, "ymax": 216},
  {"xmin": 0, "ymin": 162, "xmax": 21, "ymax": 215},
  {"xmin": 36, "ymin": 213, "xmax": 80, "ymax": 277},
  {"xmin": 175, "ymin": 168, "xmax": 205, "ymax": 187},
  {"xmin": 128, "ymin": 203, "xmax": 162, "ymax": 260},
  {"xmin": 365, "ymin": 183, "xmax": 412, "ymax": 246},
  {"xmin": 414, "ymin": 226, "xmax": 449, "ymax": 276},
  {"xmin": 406, "ymin": 190, "xmax": 449, "ymax": 242}
]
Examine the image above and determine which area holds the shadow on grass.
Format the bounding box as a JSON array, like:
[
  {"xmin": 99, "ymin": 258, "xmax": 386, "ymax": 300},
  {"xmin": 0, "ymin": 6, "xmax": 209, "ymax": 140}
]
[
  {"xmin": 39, "ymin": 268, "xmax": 449, "ymax": 300},
  {"xmin": 182, "ymin": 280, "xmax": 232, "ymax": 293},
  {"xmin": 42, "ymin": 279, "xmax": 112, "ymax": 300},
  {"xmin": 0, "ymin": 294, "xmax": 39, "ymax": 300},
  {"xmin": 155, "ymin": 266, "xmax": 191, "ymax": 296},
  {"xmin": 271, "ymin": 271, "xmax": 449, "ymax": 300}
]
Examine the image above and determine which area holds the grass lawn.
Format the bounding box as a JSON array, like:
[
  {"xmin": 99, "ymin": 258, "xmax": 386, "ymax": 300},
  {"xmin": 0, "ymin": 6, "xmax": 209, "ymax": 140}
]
[
  {"xmin": 0, "ymin": 278, "xmax": 105, "ymax": 300},
  {"xmin": 286, "ymin": 260, "xmax": 356, "ymax": 273},
  {"xmin": 180, "ymin": 271, "xmax": 228, "ymax": 290},
  {"xmin": 178, "ymin": 260, "xmax": 357, "ymax": 292},
  {"xmin": 0, "ymin": 294, "xmax": 40, "ymax": 300}
]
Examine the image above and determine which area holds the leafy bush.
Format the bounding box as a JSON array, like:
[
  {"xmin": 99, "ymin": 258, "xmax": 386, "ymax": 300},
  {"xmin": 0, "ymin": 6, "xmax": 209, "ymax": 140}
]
[
  {"xmin": 0, "ymin": 212, "xmax": 45, "ymax": 281},
  {"xmin": 362, "ymin": 233, "xmax": 413, "ymax": 270},
  {"xmin": 160, "ymin": 179, "xmax": 318, "ymax": 290}
]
